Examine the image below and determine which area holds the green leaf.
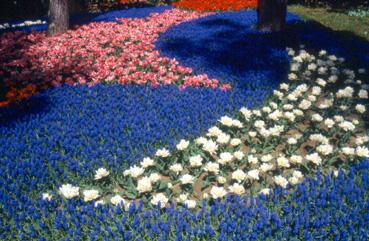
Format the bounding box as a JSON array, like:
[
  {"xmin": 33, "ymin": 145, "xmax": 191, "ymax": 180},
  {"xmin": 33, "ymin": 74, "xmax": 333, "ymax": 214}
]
[
  {"xmin": 157, "ymin": 181, "xmax": 168, "ymax": 192},
  {"xmin": 124, "ymin": 191, "xmax": 137, "ymax": 200},
  {"xmin": 201, "ymin": 179, "xmax": 211, "ymax": 190},
  {"xmin": 327, "ymin": 156, "xmax": 338, "ymax": 166}
]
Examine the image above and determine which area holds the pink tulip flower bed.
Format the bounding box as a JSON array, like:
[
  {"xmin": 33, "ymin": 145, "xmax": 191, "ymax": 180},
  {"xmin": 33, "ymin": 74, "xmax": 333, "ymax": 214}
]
[{"xmin": 0, "ymin": 9, "xmax": 231, "ymax": 106}]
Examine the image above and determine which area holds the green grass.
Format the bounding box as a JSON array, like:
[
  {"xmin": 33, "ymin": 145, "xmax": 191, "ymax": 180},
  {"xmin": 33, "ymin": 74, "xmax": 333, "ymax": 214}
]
[{"xmin": 289, "ymin": 4, "xmax": 369, "ymax": 42}]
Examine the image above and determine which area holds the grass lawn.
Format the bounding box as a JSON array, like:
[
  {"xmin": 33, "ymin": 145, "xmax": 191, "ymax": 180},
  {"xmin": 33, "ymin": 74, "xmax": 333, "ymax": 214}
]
[{"xmin": 289, "ymin": 4, "xmax": 369, "ymax": 42}]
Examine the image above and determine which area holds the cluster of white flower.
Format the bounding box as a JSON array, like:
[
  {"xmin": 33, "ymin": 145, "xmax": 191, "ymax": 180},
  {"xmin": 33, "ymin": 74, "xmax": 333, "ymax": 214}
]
[
  {"xmin": 124, "ymin": 165, "xmax": 145, "ymax": 178},
  {"xmin": 0, "ymin": 20, "xmax": 47, "ymax": 30},
  {"xmin": 59, "ymin": 184, "xmax": 80, "ymax": 199},
  {"xmin": 94, "ymin": 168, "xmax": 110, "ymax": 180},
  {"xmin": 155, "ymin": 148, "xmax": 170, "ymax": 158},
  {"xmin": 51, "ymin": 47, "xmax": 368, "ymax": 210}
]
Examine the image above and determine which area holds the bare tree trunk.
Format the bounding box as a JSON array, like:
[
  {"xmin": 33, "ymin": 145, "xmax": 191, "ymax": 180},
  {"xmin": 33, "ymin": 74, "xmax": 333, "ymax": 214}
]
[
  {"xmin": 257, "ymin": 0, "xmax": 287, "ymax": 32},
  {"xmin": 48, "ymin": 0, "xmax": 69, "ymax": 36}
]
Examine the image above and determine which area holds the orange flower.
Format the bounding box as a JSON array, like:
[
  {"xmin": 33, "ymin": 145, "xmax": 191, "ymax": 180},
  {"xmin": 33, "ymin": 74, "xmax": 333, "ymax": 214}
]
[
  {"xmin": 5, "ymin": 89, "xmax": 17, "ymax": 100},
  {"xmin": 0, "ymin": 101, "xmax": 10, "ymax": 107},
  {"xmin": 1, "ymin": 84, "xmax": 38, "ymax": 107}
]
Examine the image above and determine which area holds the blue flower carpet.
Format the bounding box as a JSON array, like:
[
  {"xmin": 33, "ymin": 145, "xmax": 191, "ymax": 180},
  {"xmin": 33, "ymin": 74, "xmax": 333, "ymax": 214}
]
[{"xmin": 0, "ymin": 6, "xmax": 369, "ymax": 240}]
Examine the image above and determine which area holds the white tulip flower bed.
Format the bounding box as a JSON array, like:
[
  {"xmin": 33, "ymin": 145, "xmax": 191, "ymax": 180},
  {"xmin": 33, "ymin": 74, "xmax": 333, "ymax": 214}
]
[{"xmin": 46, "ymin": 46, "xmax": 369, "ymax": 210}]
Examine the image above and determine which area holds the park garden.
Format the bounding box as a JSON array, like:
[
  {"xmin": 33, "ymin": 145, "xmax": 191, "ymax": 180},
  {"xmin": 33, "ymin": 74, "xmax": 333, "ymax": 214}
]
[{"xmin": 0, "ymin": 0, "xmax": 369, "ymax": 240}]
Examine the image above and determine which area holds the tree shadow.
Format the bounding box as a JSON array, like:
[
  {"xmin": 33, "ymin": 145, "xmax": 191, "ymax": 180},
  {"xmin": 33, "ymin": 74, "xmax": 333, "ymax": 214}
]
[
  {"xmin": 0, "ymin": 6, "xmax": 174, "ymax": 124},
  {"xmin": 0, "ymin": 5, "xmax": 173, "ymax": 34},
  {"xmin": 284, "ymin": 19, "xmax": 369, "ymax": 68},
  {"xmin": 1, "ymin": 8, "xmax": 369, "ymax": 126},
  {"xmin": 0, "ymin": 94, "xmax": 51, "ymax": 127},
  {"xmin": 156, "ymin": 11, "xmax": 295, "ymax": 90},
  {"xmin": 155, "ymin": 10, "xmax": 369, "ymax": 90},
  {"xmin": 70, "ymin": 5, "xmax": 173, "ymax": 25},
  {"xmin": 199, "ymin": 18, "xmax": 246, "ymax": 29}
]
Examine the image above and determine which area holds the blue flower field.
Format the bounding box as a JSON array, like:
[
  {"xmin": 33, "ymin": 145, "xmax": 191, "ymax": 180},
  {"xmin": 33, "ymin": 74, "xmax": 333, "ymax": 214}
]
[{"xmin": 0, "ymin": 6, "xmax": 369, "ymax": 240}]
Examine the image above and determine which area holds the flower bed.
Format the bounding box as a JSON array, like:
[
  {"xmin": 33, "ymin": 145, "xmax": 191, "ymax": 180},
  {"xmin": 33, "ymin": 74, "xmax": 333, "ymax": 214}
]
[
  {"xmin": 0, "ymin": 9, "xmax": 231, "ymax": 106},
  {"xmin": 0, "ymin": 84, "xmax": 267, "ymax": 239},
  {"xmin": 155, "ymin": 10, "xmax": 299, "ymax": 89},
  {"xmin": 1, "ymin": 6, "xmax": 369, "ymax": 241},
  {"xmin": 3, "ymin": 160, "xmax": 369, "ymax": 240},
  {"xmin": 48, "ymin": 46, "xmax": 369, "ymax": 210}
]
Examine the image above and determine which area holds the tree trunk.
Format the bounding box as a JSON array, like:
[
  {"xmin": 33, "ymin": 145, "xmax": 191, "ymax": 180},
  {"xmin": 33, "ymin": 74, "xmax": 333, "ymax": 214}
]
[
  {"xmin": 257, "ymin": 0, "xmax": 288, "ymax": 32},
  {"xmin": 48, "ymin": 0, "xmax": 69, "ymax": 36}
]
